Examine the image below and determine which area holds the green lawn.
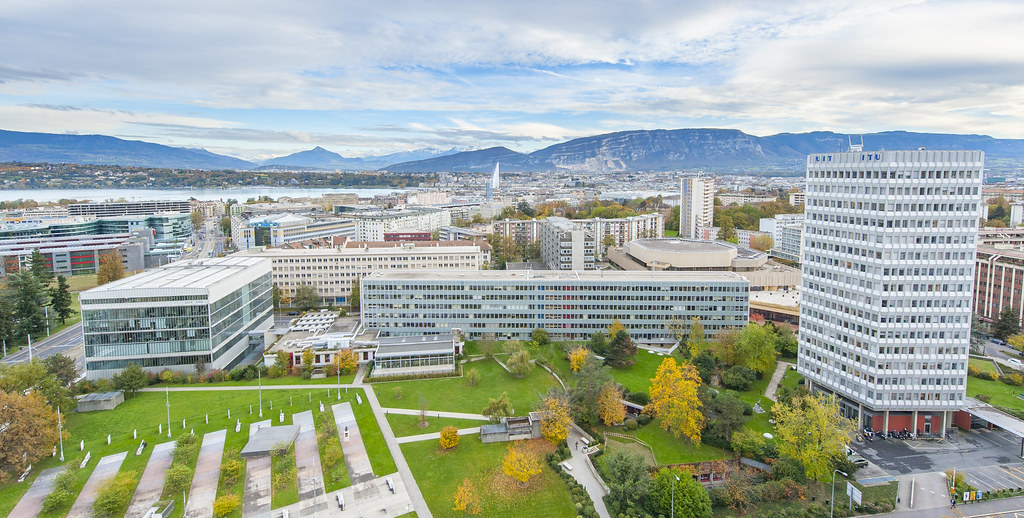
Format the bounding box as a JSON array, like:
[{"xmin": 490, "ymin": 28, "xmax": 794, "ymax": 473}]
[
  {"xmin": 315, "ymin": 407, "xmax": 350, "ymax": 493},
  {"xmin": 65, "ymin": 273, "xmax": 99, "ymax": 292},
  {"xmin": 779, "ymin": 366, "xmax": 804, "ymax": 391},
  {"xmin": 385, "ymin": 414, "xmax": 486, "ymax": 438},
  {"xmin": 664, "ymin": 229, "xmax": 679, "ymax": 237},
  {"xmin": 271, "ymin": 447, "xmax": 298, "ymax": 509},
  {"xmin": 151, "ymin": 373, "xmax": 356, "ymax": 388},
  {"xmin": 967, "ymin": 376, "xmax": 1024, "ymax": 411},
  {"xmin": 713, "ymin": 479, "xmax": 897, "ymax": 517},
  {"xmin": 0, "ymin": 388, "xmax": 390, "ymax": 518},
  {"xmin": 376, "ymin": 358, "xmax": 557, "ymax": 415},
  {"xmin": 970, "ymin": 358, "xmax": 999, "ymax": 375},
  {"xmin": 600, "ymin": 419, "xmax": 729, "ymax": 465},
  {"xmin": 401, "ymin": 438, "xmax": 576, "ymax": 518},
  {"xmin": 609, "ymin": 350, "xmax": 668, "ymax": 394}
]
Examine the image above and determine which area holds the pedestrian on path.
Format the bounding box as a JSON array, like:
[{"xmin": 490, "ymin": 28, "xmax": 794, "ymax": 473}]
[{"xmin": 575, "ymin": 440, "xmax": 579, "ymax": 450}]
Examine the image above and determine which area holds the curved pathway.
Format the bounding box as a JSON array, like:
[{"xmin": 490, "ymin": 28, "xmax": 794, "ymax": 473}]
[{"xmin": 764, "ymin": 361, "xmax": 795, "ymax": 402}]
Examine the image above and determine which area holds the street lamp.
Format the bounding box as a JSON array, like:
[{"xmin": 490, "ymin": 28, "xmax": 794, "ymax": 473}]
[
  {"xmin": 831, "ymin": 469, "xmax": 848, "ymax": 518},
  {"xmin": 258, "ymin": 369, "xmax": 263, "ymax": 418},
  {"xmin": 57, "ymin": 407, "xmax": 65, "ymax": 461},
  {"xmin": 671, "ymin": 473, "xmax": 680, "ymax": 518},
  {"xmin": 165, "ymin": 387, "xmax": 172, "ymax": 438}
]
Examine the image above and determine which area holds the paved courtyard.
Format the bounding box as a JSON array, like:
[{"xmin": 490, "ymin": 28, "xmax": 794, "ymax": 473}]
[
  {"xmin": 294, "ymin": 410, "xmax": 328, "ymax": 517},
  {"xmin": 185, "ymin": 429, "xmax": 227, "ymax": 518},
  {"xmin": 126, "ymin": 441, "xmax": 175, "ymax": 518},
  {"xmin": 243, "ymin": 419, "xmax": 273, "ymax": 517},
  {"xmin": 852, "ymin": 427, "xmax": 1024, "ymax": 477}
]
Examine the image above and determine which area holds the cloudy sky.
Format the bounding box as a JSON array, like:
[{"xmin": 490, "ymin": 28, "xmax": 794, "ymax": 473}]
[{"xmin": 2, "ymin": 0, "xmax": 1022, "ymax": 161}]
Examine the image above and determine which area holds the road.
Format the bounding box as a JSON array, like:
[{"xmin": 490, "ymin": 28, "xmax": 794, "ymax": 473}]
[{"xmin": 1, "ymin": 322, "xmax": 85, "ymax": 371}]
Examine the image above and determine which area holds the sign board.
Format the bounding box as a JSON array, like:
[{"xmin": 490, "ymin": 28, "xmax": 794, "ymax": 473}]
[
  {"xmin": 963, "ymin": 490, "xmax": 984, "ymax": 502},
  {"xmin": 846, "ymin": 482, "xmax": 863, "ymax": 505}
]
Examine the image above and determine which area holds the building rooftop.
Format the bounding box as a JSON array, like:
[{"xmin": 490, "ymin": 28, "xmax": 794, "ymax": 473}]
[
  {"xmin": 375, "ymin": 334, "xmax": 456, "ymax": 357},
  {"xmin": 82, "ymin": 256, "xmax": 269, "ymax": 294},
  {"xmin": 364, "ymin": 269, "xmax": 747, "ymax": 283},
  {"xmin": 630, "ymin": 239, "xmax": 728, "ymax": 253},
  {"xmin": 79, "ymin": 391, "xmax": 123, "ymax": 403},
  {"xmin": 237, "ymin": 241, "xmax": 487, "ymax": 257}
]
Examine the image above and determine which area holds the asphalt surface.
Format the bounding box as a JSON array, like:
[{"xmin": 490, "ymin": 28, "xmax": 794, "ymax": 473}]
[
  {"xmin": 853, "ymin": 428, "xmax": 1024, "ymax": 477},
  {"xmin": 1, "ymin": 322, "xmax": 85, "ymax": 371}
]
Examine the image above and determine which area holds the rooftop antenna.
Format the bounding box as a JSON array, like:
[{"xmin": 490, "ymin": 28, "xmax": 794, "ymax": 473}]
[{"xmin": 848, "ymin": 134, "xmax": 864, "ymax": 152}]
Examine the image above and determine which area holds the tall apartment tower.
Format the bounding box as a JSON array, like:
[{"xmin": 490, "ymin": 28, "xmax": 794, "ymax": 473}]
[
  {"xmin": 798, "ymin": 148, "xmax": 983, "ymax": 438},
  {"xmin": 679, "ymin": 177, "xmax": 715, "ymax": 239}
]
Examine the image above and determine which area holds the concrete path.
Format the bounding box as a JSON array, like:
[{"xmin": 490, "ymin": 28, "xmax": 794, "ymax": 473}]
[
  {"xmin": 243, "ymin": 420, "xmax": 272, "ymax": 518},
  {"xmin": 9, "ymin": 466, "xmax": 64, "ymax": 518},
  {"xmin": 362, "ymin": 387, "xmax": 433, "ymax": 518},
  {"xmin": 566, "ymin": 428, "xmax": 611, "ymax": 518},
  {"xmin": 333, "ymin": 402, "xmax": 374, "ymax": 484},
  {"xmin": 380, "ymin": 407, "xmax": 490, "ymax": 421},
  {"xmin": 273, "ymin": 472, "xmax": 413, "ymax": 518},
  {"xmin": 395, "ymin": 427, "xmax": 481, "ymax": 444},
  {"xmin": 764, "ymin": 361, "xmax": 795, "ymax": 402},
  {"xmin": 67, "ymin": 451, "xmax": 127, "ymax": 518},
  {"xmin": 294, "ymin": 411, "xmax": 328, "ymax": 517},
  {"xmin": 878, "ymin": 493, "xmax": 1024, "ymax": 517},
  {"xmin": 125, "ymin": 441, "xmax": 175, "ymax": 518},
  {"xmin": 352, "ymin": 363, "xmax": 366, "ymax": 385},
  {"xmin": 185, "ymin": 429, "xmax": 227, "ymax": 518}
]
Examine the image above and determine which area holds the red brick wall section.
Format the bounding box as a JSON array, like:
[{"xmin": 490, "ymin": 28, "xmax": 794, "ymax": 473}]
[{"xmin": 954, "ymin": 411, "xmax": 972, "ymax": 430}]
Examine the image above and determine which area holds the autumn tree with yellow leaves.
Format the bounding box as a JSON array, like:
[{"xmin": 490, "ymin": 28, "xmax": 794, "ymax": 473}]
[
  {"xmin": 502, "ymin": 443, "xmax": 542, "ymax": 487},
  {"xmin": 773, "ymin": 393, "xmax": 858, "ymax": 481},
  {"xmin": 598, "ymin": 382, "xmax": 625, "ymax": 426},
  {"xmin": 568, "ymin": 346, "xmax": 589, "ymax": 372},
  {"xmin": 452, "ymin": 478, "xmax": 482, "ymax": 515},
  {"xmin": 539, "ymin": 395, "xmax": 571, "ymax": 443},
  {"xmin": 645, "ymin": 357, "xmax": 706, "ymax": 443},
  {"xmin": 439, "ymin": 426, "xmax": 460, "ymax": 449}
]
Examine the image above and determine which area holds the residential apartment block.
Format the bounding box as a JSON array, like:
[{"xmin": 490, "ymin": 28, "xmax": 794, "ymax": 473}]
[
  {"xmin": 679, "ymin": 177, "xmax": 715, "ymax": 239},
  {"xmin": 347, "ymin": 207, "xmax": 452, "ymax": 241},
  {"xmin": 493, "ymin": 213, "xmax": 663, "ymax": 246},
  {"xmin": 360, "ymin": 269, "xmax": 749, "ymax": 344},
  {"xmin": 537, "ymin": 217, "xmax": 595, "ymax": 270},
  {"xmin": 81, "ymin": 257, "xmax": 274, "ymax": 380},
  {"xmin": 759, "ymin": 214, "xmax": 805, "ymax": 263},
  {"xmin": 799, "ymin": 149, "xmax": 982, "ymax": 436}
]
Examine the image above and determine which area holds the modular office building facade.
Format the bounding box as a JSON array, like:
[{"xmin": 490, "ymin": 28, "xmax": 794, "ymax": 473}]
[
  {"xmin": 361, "ymin": 270, "xmax": 749, "ymax": 343},
  {"xmin": 81, "ymin": 257, "xmax": 274, "ymax": 380},
  {"xmin": 798, "ymin": 149, "xmax": 982, "ymax": 437}
]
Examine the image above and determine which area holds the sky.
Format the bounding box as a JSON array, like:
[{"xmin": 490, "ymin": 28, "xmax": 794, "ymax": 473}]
[{"xmin": 1, "ymin": 0, "xmax": 1023, "ymax": 161}]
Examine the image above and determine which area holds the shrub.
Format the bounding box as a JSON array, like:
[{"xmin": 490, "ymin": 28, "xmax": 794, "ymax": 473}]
[
  {"xmin": 625, "ymin": 391, "xmax": 649, "ymax": 405},
  {"xmin": 323, "ymin": 437, "xmax": 342, "ymax": 467},
  {"xmin": 722, "ymin": 365, "xmax": 757, "ymax": 390},
  {"xmin": 221, "ymin": 458, "xmax": 243, "ymax": 486},
  {"xmin": 1003, "ymin": 373, "xmax": 1024, "ymax": 386},
  {"xmin": 165, "ymin": 464, "xmax": 193, "ymax": 494},
  {"xmin": 440, "ymin": 426, "xmax": 460, "ymax": 449},
  {"xmin": 730, "ymin": 428, "xmax": 766, "ymax": 459},
  {"xmin": 213, "ymin": 494, "xmax": 241, "ymax": 517},
  {"xmin": 968, "ymin": 365, "xmax": 981, "ymax": 377},
  {"xmin": 977, "ymin": 371, "xmax": 999, "ymax": 381},
  {"xmin": 976, "ymin": 394, "xmax": 993, "ymax": 403},
  {"xmin": 42, "ymin": 467, "xmax": 78, "ymax": 512},
  {"xmin": 93, "ymin": 470, "xmax": 138, "ymax": 517},
  {"xmin": 466, "ymin": 368, "xmax": 480, "ymax": 386},
  {"xmin": 635, "ymin": 414, "xmax": 652, "ymax": 427},
  {"xmin": 159, "ymin": 369, "xmax": 174, "ymax": 383},
  {"xmin": 624, "ymin": 418, "xmax": 638, "ymax": 430},
  {"xmin": 267, "ymin": 365, "xmax": 283, "ymax": 378},
  {"xmin": 229, "ymin": 367, "xmax": 245, "ymax": 381}
]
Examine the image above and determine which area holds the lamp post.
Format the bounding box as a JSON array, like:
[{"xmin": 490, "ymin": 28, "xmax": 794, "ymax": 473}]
[
  {"xmin": 831, "ymin": 469, "xmax": 848, "ymax": 518},
  {"xmin": 57, "ymin": 407, "xmax": 65, "ymax": 461},
  {"xmin": 165, "ymin": 387, "xmax": 172, "ymax": 438},
  {"xmin": 312, "ymin": 476, "xmax": 320, "ymax": 518},
  {"xmin": 336, "ymin": 361, "xmax": 341, "ymax": 400},
  {"xmin": 258, "ymin": 368, "xmax": 263, "ymax": 418},
  {"xmin": 671, "ymin": 473, "xmax": 680, "ymax": 518}
]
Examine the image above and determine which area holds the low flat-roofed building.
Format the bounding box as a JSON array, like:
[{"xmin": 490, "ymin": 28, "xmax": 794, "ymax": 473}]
[
  {"xmin": 623, "ymin": 238, "xmax": 766, "ymax": 271},
  {"xmin": 371, "ymin": 334, "xmax": 461, "ymax": 377},
  {"xmin": 77, "ymin": 391, "xmax": 124, "ymax": 412},
  {"xmin": 80, "ymin": 256, "xmax": 274, "ymax": 380},
  {"xmin": 360, "ymin": 269, "xmax": 749, "ymax": 344},
  {"xmin": 230, "ymin": 213, "xmax": 356, "ymax": 250}
]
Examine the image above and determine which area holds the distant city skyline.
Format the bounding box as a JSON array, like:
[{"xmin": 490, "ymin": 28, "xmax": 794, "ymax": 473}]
[{"xmin": 2, "ymin": 0, "xmax": 1022, "ymax": 161}]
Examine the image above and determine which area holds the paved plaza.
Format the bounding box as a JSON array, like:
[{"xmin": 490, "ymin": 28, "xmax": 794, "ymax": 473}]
[
  {"xmin": 67, "ymin": 451, "xmax": 127, "ymax": 518},
  {"xmin": 8, "ymin": 466, "xmax": 64, "ymax": 518},
  {"xmin": 333, "ymin": 402, "xmax": 375, "ymax": 484},
  {"xmin": 185, "ymin": 429, "xmax": 227, "ymax": 518},
  {"xmin": 125, "ymin": 441, "xmax": 175, "ymax": 518}
]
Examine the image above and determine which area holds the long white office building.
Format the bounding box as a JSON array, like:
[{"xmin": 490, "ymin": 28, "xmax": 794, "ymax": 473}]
[
  {"xmin": 81, "ymin": 257, "xmax": 274, "ymax": 380},
  {"xmin": 360, "ymin": 270, "xmax": 749, "ymax": 344},
  {"xmin": 798, "ymin": 148, "xmax": 982, "ymax": 437}
]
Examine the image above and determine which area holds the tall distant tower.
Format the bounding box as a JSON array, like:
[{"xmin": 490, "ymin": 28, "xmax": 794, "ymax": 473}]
[
  {"xmin": 798, "ymin": 148, "xmax": 983, "ymax": 437},
  {"xmin": 486, "ymin": 162, "xmax": 500, "ymax": 201},
  {"xmin": 679, "ymin": 177, "xmax": 715, "ymax": 239}
]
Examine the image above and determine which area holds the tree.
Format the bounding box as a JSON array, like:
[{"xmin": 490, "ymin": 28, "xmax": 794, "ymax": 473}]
[
  {"xmin": 0, "ymin": 361, "xmax": 76, "ymax": 412},
  {"xmin": 0, "ymin": 390, "xmax": 60, "ymax": 482},
  {"xmin": 190, "ymin": 211, "xmax": 203, "ymax": 230},
  {"xmin": 502, "ymin": 443, "xmax": 542, "ymax": 487},
  {"xmin": 749, "ymin": 234, "xmax": 774, "ymax": 252},
  {"xmin": 709, "ymin": 392, "xmax": 747, "ymax": 442},
  {"xmin": 193, "ymin": 355, "xmax": 208, "ymax": 379},
  {"xmin": 213, "ymin": 494, "xmax": 241, "ymax": 518},
  {"xmin": 516, "ymin": 201, "xmax": 535, "ymax": 218},
  {"xmin": 392, "ymin": 386, "xmax": 403, "ymax": 400},
  {"xmin": 732, "ymin": 323, "xmax": 778, "ymax": 373},
  {"xmin": 598, "ymin": 382, "xmax": 625, "ymax": 426},
  {"xmin": 773, "ymin": 394, "xmax": 858, "ymax": 481},
  {"xmin": 587, "ymin": 331, "xmax": 609, "ymax": 356},
  {"xmin": 646, "ymin": 357, "xmax": 706, "ymax": 443},
  {"xmin": 49, "ymin": 275, "xmax": 73, "ymax": 324},
  {"xmin": 334, "ymin": 349, "xmax": 358, "ymax": 374},
  {"xmin": 96, "ymin": 250, "xmax": 125, "ymax": 286},
  {"xmin": 349, "ymin": 278, "xmax": 361, "ymax": 311},
  {"xmin": 112, "ymin": 363, "xmax": 148, "ymax": 397},
  {"xmin": 452, "ymin": 478, "xmax": 481, "ymax": 515},
  {"xmin": 539, "ymin": 394, "xmax": 571, "ymax": 443},
  {"xmin": 507, "ymin": 349, "xmax": 532, "ymax": 378},
  {"xmin": 275, "ymin": 350, "xmax": 291, "ymax": 369},
  {"xmin": 603, "ymin": 449, "xmax": 652, "ymax": 516},
  {"xmin": 272, "ymin": 284, "xmax": 282, "ymax": 309},
  {"xmin": 568, "ymin": 346, "xmax": 590, "ymax": 372},
  {"xmin": 993, "ymin": 306, "xmax": 1021, "ymax": 341},
  {"xmin": 440, "ymin": 425, "xmax": 460, "ymax": 449},
  {"xmin": 294, "ymin": 283, "xmax": 320, "ymax": 311},
  {"xmin": 530, "ymin": 328, "xmax": 549, "ymax": 346},
  {"xmin": 44, "ymin": 353, "xmax": 78, "ymax": 387},
  {"xmin": 465, "ymin": 368, "xmax": 480, "ymax": 386},
  {"xmin": 650, "ymin": 467, "xmax": 713, "ymax": 518},
  {"xmin": 0, "ymin": 295, "xmax": 14, "ymax": 352},
  {"xmin": 29, "ymin": 249, "xmax": 53, "ymax": 283},
  {"xmin": 1009, "ymin": 333, "xmax": 1024, "ymax": 354},
  {"xmin": 9, "ymin": 271, "xmax": 49, "ymax": 338},
  {"xmin": 606, "ymin": 329, "xmax": 637, "ymax": 368},
  {"xmin": 219, "ymin": 216, "xmax": 231, "ymax": 235},
  {"xmin": 607, "ymin": 319, "xmax": 625, "ymax": 337},
  {"xmin": 483, "ymin": 392, "xmax": 513, "ymax": 422},
  {"xmin": 686, "ymin": 318, "xmax": 710, "ymax": 358},
  {"xmin": 569, "ymin": 362, "xmax": 614, "ymax": 426},
  {"xmin": 301, "ymin": 348, "xmax": 315, "ymax": 376}
]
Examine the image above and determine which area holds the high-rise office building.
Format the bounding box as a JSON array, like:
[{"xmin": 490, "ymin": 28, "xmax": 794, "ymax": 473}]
[
  {"xmin": 679, "ymin": 177, "xmax": 715, "ymax": 239},
  {"xmin": 798, "ymin": 149, "xmax": 983, "ymax": 437}
]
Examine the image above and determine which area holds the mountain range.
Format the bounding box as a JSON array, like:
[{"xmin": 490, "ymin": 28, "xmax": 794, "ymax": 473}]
[{"xmin": 2, "ymin": 128, "xmax": 1023, "ymax": 173}]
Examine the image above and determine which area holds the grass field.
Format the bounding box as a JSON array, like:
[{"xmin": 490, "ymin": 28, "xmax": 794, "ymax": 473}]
[
  {"xmin": 967, "ymin": 376, "xmax": 1024, "ymax": 411},
  {"xmin": 377, "ymin": 358, "xmax": 558, "ymax": 415},
  {"xmin": 599, "ymin": 419, "xmax": 729, "ymax": 465},
  {"xmin": 150, "ymin": 373, "xmax": 357, "ymax": 388},
  {"xmin": 664, "ymin": 230, "xmax": 679, "ymax": 237},
  {"xmin": 401, "ymin": 438, "xmax": 576, "ymax": 518},
  {"xmin": 609, "ymin": 350, "xmax": 669, "ymax": 394},
  {"xmin": 385, "ymin": 414, "xmax": 486, "ymax": 438},
  {"xmin": 970, "ymin": 358, "xmax": 999, "ymax": 375},
  {"xmin": 779, "ymin": 366, "xmax": 804, "ymax": 391},
  {"xmin": 0, "ymin": 388, "xmax": 392, "ymax": 518},
  {"xmin": 65, "ymin": 274, "xmax": 99, "ymax": 292}
]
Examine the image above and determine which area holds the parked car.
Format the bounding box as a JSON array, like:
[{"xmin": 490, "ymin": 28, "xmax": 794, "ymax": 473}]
[
  {"xmin": 1006, "ymin": 358, "xmax": 1023, "ymax": 370},
  {"xmin": 848, "ymin": 454, "xmax": 869, "ymax": 468}
]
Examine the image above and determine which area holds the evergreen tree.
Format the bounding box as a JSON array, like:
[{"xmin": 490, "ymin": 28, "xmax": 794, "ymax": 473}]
[
  {"xmin": 0, "ymin": 292, "xmax": 14, "ymax": 352},
  {"xmin": 28, "ymin": 249, "xmax": 53, "ymax": 284},
  {"xmin": 606, "ymin": 329, "xmax": 638, "ymax": 368},
  {"xmin": 49, "ymin": 275, "xmax": 73, "ymax": 324},
  {"xmin": 349, "ymin": 278, "xmax": 361, "ymax": 311},
  {"xmin": 9, "ymin": 271, "xmax": 49, "ymax": 338},
  {"xmin": 993, "ymin": 306, "xmax": 1020, "ymax": 341}
]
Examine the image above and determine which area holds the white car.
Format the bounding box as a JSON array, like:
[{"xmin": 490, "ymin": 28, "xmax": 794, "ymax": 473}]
[{"xmin": 1006, "ymin": 358, "xmax": 1023, "ymax": 370}]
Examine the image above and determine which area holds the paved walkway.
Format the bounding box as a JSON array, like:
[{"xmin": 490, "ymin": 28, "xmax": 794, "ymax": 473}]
[
  {"xmin": 126, "ymin": 441, "xmax": 175, "ymax": 518},
  {"xmin": 185, "ymin": 429, "xmax": 227, "ymax": 518},
  {"xmin": 764, "ymin": 361, "xmax": 795, "ymax": 402},
  {"xmin": 395, "ymin": 427, "xmax": 481, "ymax": 444},
  {"xmin": 9, "ymin": 466, "xmax": 64, "ymax": 518},
  {"xmin": 67, "ymin": 451, "xmax": 127, "ymax": 518},
  {"xmin": 243, "ymin": 420, "xmax": 272, "ymax": 517},
  {"xmin": 362, "ymin": 386, "xmax": 433, "ymax": 518},
  {"xmin": 333, "ymin": 402, "xmax": 375, "ymax": 484},
  {"xmin": 380, "ymin": 407, "xmax": 490, "ymax": 421},
  {"xmin": 878, "ymin": 493, "xmax": 1024, "ymax": 517},
  {"xmin": 273, "ymin": 473, "xmax": 414, "ymax": 518},
  {"xmin": 565, "ymin": 428, "xmax": 611, "ymax": 518},
  {"xmin": 294, "ymin": 411, "xmax": 328, "ymax": 517}
]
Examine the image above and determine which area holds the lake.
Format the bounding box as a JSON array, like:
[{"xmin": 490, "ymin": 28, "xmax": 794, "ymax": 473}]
[{"xmin": 0, "ymin": 187, "xmax": 413, "ymax": 203}]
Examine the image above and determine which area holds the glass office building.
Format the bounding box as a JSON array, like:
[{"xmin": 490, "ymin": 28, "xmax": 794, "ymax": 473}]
[{"xmin": 81, "ymin": 256, "xmax": 273, "ymax": 380}]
